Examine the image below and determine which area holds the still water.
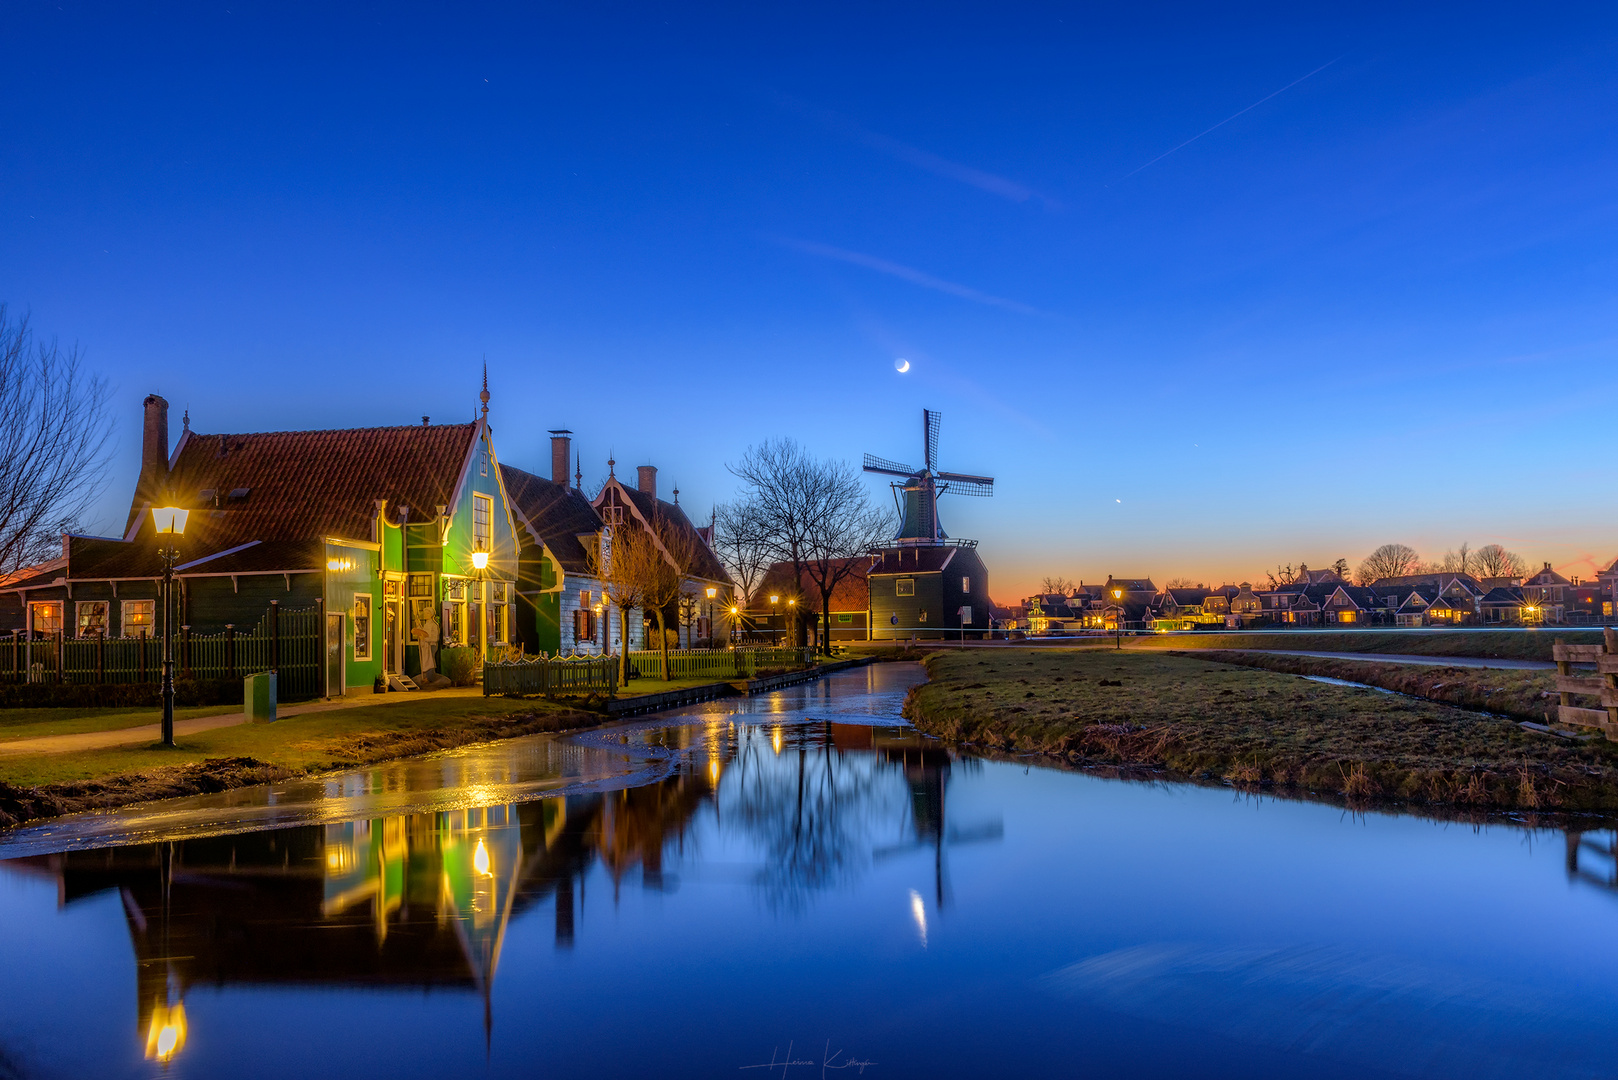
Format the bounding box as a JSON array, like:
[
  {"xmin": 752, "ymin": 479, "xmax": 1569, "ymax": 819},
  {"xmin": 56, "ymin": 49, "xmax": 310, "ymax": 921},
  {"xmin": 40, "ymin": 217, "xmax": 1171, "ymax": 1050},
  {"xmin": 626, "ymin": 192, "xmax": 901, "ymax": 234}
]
[{"xmin": 3, "ymin": 662, "xmax": 1618, "ymax": 1079}]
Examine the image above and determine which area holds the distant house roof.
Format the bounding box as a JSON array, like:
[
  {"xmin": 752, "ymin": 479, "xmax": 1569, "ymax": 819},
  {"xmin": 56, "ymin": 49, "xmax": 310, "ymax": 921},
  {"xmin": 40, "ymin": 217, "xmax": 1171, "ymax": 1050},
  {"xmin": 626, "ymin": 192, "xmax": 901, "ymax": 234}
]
[
  {"xmin": 1370, "ymin": 573, "xmax": 1484, "ymax": 595},
  {"xmin": 1524, "ymin": 562, "xmax": 1573, "ymax": 587},
  {"xmin": 1481, "ymin": 587, "xmax": 1526, "ymax": 605},
  {"xmin": 751, "ymin": 559, "xmax": 871, "ymax": 612},
  {"xmin": 1104, "ymin": 577, "xmax": 1156, "ymax": 592},
  {"xmin": 500, "ymin": 465, "xmax": 604, "ymax": 575},
  {"xmin": 1163, "ymin": 588, "xmax": 1209, "ymax": 606}
]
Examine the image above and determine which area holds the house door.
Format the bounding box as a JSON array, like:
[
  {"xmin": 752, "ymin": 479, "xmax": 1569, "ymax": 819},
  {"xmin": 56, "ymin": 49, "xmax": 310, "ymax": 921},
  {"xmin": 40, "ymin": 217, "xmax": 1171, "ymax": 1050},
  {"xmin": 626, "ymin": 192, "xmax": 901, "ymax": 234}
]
[
  {"xmin": 384, "ymin": 601, "xmax": 403, "ymax": 674},
  {"xmin": 325, "ymin": 613, "xmax": 345, "ymax": 698}
]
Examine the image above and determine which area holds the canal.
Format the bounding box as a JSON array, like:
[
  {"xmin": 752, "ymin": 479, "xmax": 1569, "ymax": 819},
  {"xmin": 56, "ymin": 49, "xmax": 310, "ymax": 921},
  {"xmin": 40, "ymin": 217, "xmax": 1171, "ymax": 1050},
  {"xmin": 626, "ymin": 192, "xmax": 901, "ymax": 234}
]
[{"xmin": 2, "ymin": 661, "xmax": 1617, "ymax": 1078}]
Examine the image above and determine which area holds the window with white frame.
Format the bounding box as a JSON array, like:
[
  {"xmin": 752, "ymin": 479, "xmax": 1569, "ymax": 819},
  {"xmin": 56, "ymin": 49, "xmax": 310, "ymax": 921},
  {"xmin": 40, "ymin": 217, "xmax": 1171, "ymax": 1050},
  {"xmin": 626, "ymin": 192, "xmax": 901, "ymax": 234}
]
[
  {"xmin": 487, "ymin": 582, "xmax": 509, "ymax": 644},
  {"xmin": 896, "ymin": 578, "xmax": 915, "ymax": 597},
  {"xmin": 121, "ymin": 599, "xmax": 155, "ymax": 637},
  {"xmin": 29, "ymin": 601, "xmax": 62, "ymax": 636},
  {"xmin": 76, "ymin": 601, "xmax": 108, "ymax": 638},
  {"xmin": 442, "ymin": 578, "xmax": 467, "ymax": 646},
  {"xmin": 353, "ymin": 594, "xmax": 373, "ymax": 660},
  {"xmin": 473, "ymin": 494, "xmax": 493, "ymax": 553}
]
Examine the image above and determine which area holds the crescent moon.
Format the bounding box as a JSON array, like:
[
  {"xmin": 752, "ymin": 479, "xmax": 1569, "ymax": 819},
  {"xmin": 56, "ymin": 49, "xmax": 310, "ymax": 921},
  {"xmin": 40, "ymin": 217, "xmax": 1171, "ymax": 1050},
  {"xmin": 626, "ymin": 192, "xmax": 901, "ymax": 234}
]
[{"xmin": 895, "ymin": 359, "xmax": 911, "ymax": 373}]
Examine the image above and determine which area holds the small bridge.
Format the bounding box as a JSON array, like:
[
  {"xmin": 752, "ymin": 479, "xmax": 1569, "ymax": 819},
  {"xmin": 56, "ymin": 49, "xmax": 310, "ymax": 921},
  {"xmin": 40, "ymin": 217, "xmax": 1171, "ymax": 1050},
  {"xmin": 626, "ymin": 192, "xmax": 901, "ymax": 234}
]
[{"xmin": 1553, "ymin": 629, "xmax": 1618, "ymax": 737}]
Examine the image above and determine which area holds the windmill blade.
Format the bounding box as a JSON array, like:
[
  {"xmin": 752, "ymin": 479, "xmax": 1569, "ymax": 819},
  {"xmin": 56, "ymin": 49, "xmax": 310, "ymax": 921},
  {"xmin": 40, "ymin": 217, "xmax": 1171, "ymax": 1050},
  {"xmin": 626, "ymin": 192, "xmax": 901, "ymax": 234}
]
[
  {"xmin": 940, "ymin": 481, "xmax": 994, "ymax": 498},
  {"xmin": 935, "ymin": 470, "xmax": 994, "ymax": 486},
  {"xmin": 924, "ymin": 409, "xmax": 941, "ymax": 472},
  {"xmin": 863, "ymin": 453, "xmax": 918, "ymax": 477}
]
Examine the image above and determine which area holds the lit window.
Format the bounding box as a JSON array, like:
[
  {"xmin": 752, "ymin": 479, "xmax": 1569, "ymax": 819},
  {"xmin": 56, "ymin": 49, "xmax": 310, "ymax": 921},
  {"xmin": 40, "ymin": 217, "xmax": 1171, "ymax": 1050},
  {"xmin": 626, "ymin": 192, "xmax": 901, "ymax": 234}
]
[
  {"xmin": 353, "ymin": 594, "xmax": 373, "ymax": 660},
  {"xmin": 76, "ymin": 601, "xmax": 109, "ymax": 638},
  {"xmin": 408, "ymin": 574, "xmax": 434, "ymax": 598},
  {"xmin": 29, "ymin": 602, "xmax": 62, "ymax": 636},
  {"xmin": 121, "ymin": 600, "xmax": 155, "ymax": 637},
  {"xmin": 896, "ymin": 578, "xmax": 915, "ymax": 597},
  {"xmin": 961, "ymin": 576, "xmax": 971, "ymax": 592},
  {"xmin": 473, "ymin": 494, "xmax": 493, "ymax": 552}
]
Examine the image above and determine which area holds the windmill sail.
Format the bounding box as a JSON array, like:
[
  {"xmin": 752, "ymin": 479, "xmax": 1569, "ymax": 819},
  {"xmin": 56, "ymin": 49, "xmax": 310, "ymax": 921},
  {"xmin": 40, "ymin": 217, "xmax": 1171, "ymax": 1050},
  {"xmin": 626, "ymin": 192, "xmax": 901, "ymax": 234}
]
[{"xmin": 864, "ymin": 409, "xmax": 994, "ymax": 544}]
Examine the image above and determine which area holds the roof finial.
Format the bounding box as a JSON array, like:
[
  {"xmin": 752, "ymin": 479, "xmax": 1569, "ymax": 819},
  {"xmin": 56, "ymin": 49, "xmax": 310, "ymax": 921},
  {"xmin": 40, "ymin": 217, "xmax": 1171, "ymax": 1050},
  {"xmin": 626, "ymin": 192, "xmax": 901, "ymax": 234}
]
[
  {"xmin": 672, "ymin": 484, "xmax": 679, "ymax": 505},
  {"xmin": 607, "ymin": 453, "xmax": 615, "ymax": 478},
  {"xmin": 182, "ymin": 409, "xmax": 190, "ymax": 433},
  {"xmin": 479, "ymin": 362, "xmax": 490, "ymax": 417},
  {"xmin": 574, "ymin": 454, "xmax": 582, "ymax": 490}
]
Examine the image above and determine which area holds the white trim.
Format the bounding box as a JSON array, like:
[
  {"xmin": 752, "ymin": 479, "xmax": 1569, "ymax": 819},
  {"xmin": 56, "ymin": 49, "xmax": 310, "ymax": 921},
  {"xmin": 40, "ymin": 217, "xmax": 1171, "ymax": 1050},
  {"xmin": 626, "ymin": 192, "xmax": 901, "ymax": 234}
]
[{"xmin": 175, "ymin": 540, "xmax": 262, "ymax": 571}]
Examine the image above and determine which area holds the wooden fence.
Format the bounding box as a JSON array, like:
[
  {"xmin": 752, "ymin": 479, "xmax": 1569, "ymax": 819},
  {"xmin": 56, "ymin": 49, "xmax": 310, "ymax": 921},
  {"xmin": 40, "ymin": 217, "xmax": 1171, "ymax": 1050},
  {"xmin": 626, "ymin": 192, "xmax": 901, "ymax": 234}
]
[
  {"xmin": 1553, "ymin": 631, "xmax": 1618, "ymax": 737},
  {"xmin": 483, "ymin": 655, "xmax": 619, "ymax": 698},
  {"xmin": 1, "ymin": 602, "xmax": 323, "ymax": 700},
  {"xmin": 627, "ymin": 647, "xmax": 815, "ymax": 680}
]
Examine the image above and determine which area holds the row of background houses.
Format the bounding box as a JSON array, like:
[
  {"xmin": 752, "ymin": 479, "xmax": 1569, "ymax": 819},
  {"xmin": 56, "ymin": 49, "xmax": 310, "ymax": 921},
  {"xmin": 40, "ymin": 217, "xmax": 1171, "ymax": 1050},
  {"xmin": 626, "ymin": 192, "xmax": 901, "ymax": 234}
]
[
  {"xmin": 0, "ymin": 390, "xmax": 735, "ymax": 694},
  {"xmin": 1007, "ymin": 561, "xmax": 1617, "ymax": 633}
]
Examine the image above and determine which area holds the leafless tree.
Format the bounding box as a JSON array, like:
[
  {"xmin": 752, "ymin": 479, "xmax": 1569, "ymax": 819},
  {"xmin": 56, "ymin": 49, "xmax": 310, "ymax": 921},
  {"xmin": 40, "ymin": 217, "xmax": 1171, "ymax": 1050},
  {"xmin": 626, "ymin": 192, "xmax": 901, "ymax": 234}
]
[
  {"xmin": 0, "ymin": 307, "xmax": 110, "ymax": 575},
  {"xmin": 1473, "ymin": 543, "xmax": 1527, "ymax": 581},
  {"xmin": 1266, "ymin": 564, "xmax": 1299, "ymax": 588},
  {"xmin": 1040, "ymin": 575, "xmax": 1074, "ymax": 595},
  {"xmin": 802, "ymin": 462, "xmax": 890, "ymax": 655},
  {"xmin": 1331, "ymin": 558, "xmax": 1351, "ymax": 580},
  {"xmin": 1356, "ymin": 543, "xmax": 1422, "ymax": 585},
  {"xmin": 586, "ymin": 523, "xmax": 657, "ymax": 686},
  {"xmin": 640, "ymin": 512, "xmax": 699, "ymax": 680},
  {"xmin": 1165, "ymin": 577, "xmax": 1197, "ymax": 590},
  {"xmin": 714, "ymin": 498, "xmax": 771, "ymax": 607},
  {"xmin": 1437, "ymin": 542, "xmax": 1473, "ymax": 576}
]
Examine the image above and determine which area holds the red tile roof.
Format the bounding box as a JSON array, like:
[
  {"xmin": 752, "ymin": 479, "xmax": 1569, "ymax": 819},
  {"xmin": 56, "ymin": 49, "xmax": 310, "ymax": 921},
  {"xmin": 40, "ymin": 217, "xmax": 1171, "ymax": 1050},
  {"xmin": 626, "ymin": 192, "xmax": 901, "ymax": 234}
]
[{"xmin": 750, "ymin": 558, "xmax": 871, "ymax": 612}]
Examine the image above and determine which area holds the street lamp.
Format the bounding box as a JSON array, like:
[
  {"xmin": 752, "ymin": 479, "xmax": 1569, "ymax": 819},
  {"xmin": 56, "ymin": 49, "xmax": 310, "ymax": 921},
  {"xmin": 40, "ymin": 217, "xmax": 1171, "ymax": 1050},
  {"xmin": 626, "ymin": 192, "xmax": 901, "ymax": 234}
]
[
  {"xmin": 1111, "ymin": 586, "xmax": 1124, "ymax": 650},
  {"xmin": 151, "ymin": 505, "xmax": 189, "ymax": 748},
  {"xmin": 770, "ymin": 594, "xmax": 780, "ymax": 645}
]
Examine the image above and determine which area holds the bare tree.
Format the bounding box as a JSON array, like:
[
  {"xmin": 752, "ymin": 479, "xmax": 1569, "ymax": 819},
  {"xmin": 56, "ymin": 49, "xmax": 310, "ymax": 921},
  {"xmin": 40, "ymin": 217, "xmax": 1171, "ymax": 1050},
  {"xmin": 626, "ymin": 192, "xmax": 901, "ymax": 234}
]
[
  {"xmin": 714, "ymin": 498, "xmax": 771, "ymax": 607},
  {"xmin": 1330, "ymin": 558, "xmax": 1350, "ymax": 580},
  {"xmin": 1473, "ymin": 543, "xmax": 1527, "ymax": 581},
  {"xmin": 1266, "ymin": 564, "xmax": 1299, "ymax": 588},
  {"xmin": 586, "ymin": 524, "xmax": 657, "ymax": 686},
  {"xmin": 0, "ymin": 307, "xmax": 110, "ymax": 575},
  {"xmin": 1438, "ymin": 542, "xmax": 1473, "ymax": 576},
  {"xmin": 802, "ymin": 460, "xmax": 890, "ymax": 656},
  {"xmin": 729, "ymin": 439, "xmax": 818, "ymax": 648},
  {"xmin": 1165, "ymin": 577, "xmax": 1197, "ymax": 589},
  {"xmin": 1356, "ymin": 543, "xmax": 1422, "ymax": 585},
  {"xmin": 1040, "ymin": 575, "xmax": 1074, "ymax": 596},
  {"xmin": 640, "ymin": 512, "xmax": 699, "ymax": 680}
]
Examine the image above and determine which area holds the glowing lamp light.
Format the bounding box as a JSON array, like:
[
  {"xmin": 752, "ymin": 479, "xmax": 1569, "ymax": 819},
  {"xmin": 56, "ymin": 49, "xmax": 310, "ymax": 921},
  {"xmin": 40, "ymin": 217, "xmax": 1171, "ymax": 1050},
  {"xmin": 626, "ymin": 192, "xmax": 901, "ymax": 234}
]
[
  {"xmin": 730, "ymin": 606, "xmax": 738, "ymax": 615},
  {"xmin": 470, "ymin": 551, "xmax": 490, "ymax": 571},
  {"xmin": 326, "ymin": 557, "xmax": 355, "ymax": 573},
  {"xmin": 473, "ymin": 838, "xmax": 492, "ymax": 877},
  {"xmin": 788, "ymin": 598, "xmax": 796, "ymax": 607},
  {"xmin": 706, "ymin": 587, "xmax": 717, "ymax": 599},
  {"xmin": 769, "ymin": 595, "xmax": 779, "ymax": 604},
  {"xmin": 144, "ymin": 1001, "xmax": 188, "ymax": 1063},
  {"xmin": 151, "ymin": 506, "xmax": 189, "ymax": 536}
]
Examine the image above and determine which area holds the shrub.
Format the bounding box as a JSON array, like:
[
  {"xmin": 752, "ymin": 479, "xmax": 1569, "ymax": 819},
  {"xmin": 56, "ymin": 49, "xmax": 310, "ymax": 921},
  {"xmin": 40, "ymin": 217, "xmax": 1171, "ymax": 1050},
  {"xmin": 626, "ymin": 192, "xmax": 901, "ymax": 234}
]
[
  {"xmin": 0, "ymin": 678, "xmax": 245, "ymax": 709},
  {"xmin": 439, "ymin": 647, "xmax": 480, "ymax": 687}
]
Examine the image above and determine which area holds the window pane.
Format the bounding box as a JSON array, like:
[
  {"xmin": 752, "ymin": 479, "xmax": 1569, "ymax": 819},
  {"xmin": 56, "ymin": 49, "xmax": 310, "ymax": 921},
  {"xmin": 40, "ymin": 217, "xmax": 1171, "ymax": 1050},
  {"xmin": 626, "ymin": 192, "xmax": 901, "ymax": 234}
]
[
  {"xmin": 122, "ymin": 600, "xmax": 155, "ymax": 636},
  {"xmin": 77, "ymin": 602, "xmax": 108, "ymax": 637}
]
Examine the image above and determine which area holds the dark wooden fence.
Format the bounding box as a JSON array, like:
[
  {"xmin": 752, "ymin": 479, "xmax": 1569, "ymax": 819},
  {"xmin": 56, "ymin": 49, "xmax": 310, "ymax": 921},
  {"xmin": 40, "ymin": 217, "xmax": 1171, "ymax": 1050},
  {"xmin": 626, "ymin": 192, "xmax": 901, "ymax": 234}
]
[
  {"xmin": 1554, "ymin": 630, "xmax": 1618, "ymax": 737},
  {"xmin": 2, "ymin": 602, "xmax": 323, "ymax": 700},
  {"xmin": 483, "ymin": 655, "xmax": 619, "ymax": 698}
]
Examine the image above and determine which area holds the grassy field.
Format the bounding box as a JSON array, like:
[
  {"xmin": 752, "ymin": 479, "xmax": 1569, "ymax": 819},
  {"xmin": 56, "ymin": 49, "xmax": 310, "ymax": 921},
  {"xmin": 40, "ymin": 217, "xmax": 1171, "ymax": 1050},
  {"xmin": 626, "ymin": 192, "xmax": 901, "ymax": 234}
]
[
  {"xmin": 904, "ymin": 648, "xmax": 1618, "ymax": 811},
  {"xmin": 0, "ymin": 703, "xmax": 240, "ymax": 741},
  {"xmin": 1126, "ymin": 628, "xmax": 1604, "ymax": 662},
  {"xmin": 0, "ymin": 693, "xmax": 585, "ymax": 793}
]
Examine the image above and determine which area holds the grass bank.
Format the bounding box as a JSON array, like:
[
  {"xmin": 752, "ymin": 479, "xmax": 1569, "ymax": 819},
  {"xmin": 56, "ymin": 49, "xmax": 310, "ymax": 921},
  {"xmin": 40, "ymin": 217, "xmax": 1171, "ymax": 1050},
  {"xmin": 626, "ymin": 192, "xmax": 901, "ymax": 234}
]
[
  {"xmin": 0, "ymin": 694, "xmax": 594, "ymax": 828},
  {"xmin": 1194, "ymin": 651, "xmax": 1561, "ymax": 725},
  {"xmin": 1127, "ymin": 628, "xmax": 1603, "ymax": 662},
  {"xmin": 903, "ymin": 649, "xmax": 1618, "ymax": 811}
]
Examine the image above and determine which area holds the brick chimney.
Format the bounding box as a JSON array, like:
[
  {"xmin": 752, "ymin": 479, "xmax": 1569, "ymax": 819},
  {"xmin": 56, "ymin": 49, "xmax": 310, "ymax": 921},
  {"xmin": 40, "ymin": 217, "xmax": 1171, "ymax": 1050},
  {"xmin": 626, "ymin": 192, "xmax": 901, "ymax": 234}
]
[
  {"xmin": 549, "ymin": 429, "xmax": 573, "ymax": 490},
  {"xmin": 637, "ymin": 465, "xmax": 657, "ymax": 499},
  {"xmin": 138, "ymin": 394, "xmax": 169, "ymax": 505}
]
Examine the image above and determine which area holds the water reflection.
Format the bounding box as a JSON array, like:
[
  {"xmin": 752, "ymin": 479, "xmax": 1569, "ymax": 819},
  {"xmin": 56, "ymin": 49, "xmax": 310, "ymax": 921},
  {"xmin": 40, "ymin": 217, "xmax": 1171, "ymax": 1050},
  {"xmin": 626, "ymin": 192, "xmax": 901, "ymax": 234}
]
[{"xmin": 4, "ymin": 720, "xmax": 968, "ymax": 1069}]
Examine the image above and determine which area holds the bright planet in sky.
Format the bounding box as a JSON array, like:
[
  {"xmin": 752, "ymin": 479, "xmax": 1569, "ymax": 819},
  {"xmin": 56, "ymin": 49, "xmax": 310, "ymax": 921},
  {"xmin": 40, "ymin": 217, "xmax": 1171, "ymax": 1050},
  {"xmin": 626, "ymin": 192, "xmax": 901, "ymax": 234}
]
[{"xmin": 894, "ymin": 358, "xmax": 910, "ymax": 373}]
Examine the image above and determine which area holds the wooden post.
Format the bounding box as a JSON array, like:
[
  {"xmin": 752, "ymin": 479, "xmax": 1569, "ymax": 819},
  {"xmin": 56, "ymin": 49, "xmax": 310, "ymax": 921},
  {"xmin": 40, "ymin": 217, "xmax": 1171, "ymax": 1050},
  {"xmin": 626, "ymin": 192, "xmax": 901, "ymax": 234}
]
[
  {"xmin": 139, "ymin": 630, "xmax": 148, "ymax": 683},
  {"xmin": 181, "ymin": 625, "xmax": 192, "ymax": 680},
  {"xmin": 96, "ymin": 630, "xmax": 105, "ymax": 684},
  {"xmin": 1604, "ymin": 628, "xmax": 1618, "ymax": 734},
  {"xmin": 270, "ymin": 600, "xmax": 280, "ymax": 674},
  {"xmin": 10, "ymin": 630, "xmax": 17, "ymax": 685},
  {"xmin": 1557, "ymin": 637, "xmax": 1571, "ymax": 709},
  {"xmin": 55, "ymin": 629, "xmax": 64, "ymax": 684},
  {"xmin": 225, "ymin": 625, "xmax": 235, "ymax": 680}
]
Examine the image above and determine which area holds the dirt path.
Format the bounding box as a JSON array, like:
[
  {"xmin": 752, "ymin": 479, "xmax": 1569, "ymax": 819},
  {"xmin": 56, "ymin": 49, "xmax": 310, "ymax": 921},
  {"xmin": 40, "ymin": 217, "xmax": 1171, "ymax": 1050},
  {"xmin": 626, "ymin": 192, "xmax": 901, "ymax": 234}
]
[{"xmin": 0, "ymin": 687, "xmax": 486, "ymax": 756}]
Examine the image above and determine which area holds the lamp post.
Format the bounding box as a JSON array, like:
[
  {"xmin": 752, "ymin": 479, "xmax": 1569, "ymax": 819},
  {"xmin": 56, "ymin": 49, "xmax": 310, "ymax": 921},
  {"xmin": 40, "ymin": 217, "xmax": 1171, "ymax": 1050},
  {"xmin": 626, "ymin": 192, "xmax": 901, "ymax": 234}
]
[
  {"xmin": 769, "ymin": 594, "xmax": 780, "ymax": 645},
  {"xmin": 1111, "ymin": 586, "xmax": 1124, "ymax": 651},
  {"xmin": 151, "ymin": 506, "xmax": 189, "ymax": 748},
  {"xmin": 470, "ymin": 550, "xmax": 489, "ymax": 662},
  {"xmin": 706, "ymin": 586, "xmax": 717, "ymax": 647}
]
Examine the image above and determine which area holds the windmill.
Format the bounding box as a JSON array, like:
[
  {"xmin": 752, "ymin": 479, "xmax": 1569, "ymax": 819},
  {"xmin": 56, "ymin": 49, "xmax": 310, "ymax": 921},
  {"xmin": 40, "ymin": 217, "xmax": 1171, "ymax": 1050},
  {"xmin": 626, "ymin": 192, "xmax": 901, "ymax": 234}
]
[{"xmin": 863, "ymin": 409, "xmax": 994, "ymax": 545}]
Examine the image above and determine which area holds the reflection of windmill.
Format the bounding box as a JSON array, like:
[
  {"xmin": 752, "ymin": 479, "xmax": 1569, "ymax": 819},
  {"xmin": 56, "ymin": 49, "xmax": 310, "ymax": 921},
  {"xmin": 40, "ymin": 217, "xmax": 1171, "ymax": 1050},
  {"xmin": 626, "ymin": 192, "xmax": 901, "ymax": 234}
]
[
  {"xmin": 873, "ymin": 748, "xmax": 1001, "ymax": 908},
  {"xmin": 864, "ymin": 409, "xmax": 994, "ymax": 546}
]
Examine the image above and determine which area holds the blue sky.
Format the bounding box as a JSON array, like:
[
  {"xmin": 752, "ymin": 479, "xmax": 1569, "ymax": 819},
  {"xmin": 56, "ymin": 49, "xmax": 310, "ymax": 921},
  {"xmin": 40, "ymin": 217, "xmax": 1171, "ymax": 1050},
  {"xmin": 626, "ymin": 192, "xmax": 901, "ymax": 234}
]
[{"xmin": 4, "ymin": 3, "xmax": 1617, "ymax": 597}]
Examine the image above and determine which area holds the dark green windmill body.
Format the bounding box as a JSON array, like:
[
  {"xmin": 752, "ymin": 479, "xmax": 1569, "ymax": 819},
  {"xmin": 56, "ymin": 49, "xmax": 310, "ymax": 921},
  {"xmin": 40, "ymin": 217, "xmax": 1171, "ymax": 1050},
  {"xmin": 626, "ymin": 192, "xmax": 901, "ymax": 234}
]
[{"xmin": 863, "ymin": 410, "xmax": 996, "ymax": 639}]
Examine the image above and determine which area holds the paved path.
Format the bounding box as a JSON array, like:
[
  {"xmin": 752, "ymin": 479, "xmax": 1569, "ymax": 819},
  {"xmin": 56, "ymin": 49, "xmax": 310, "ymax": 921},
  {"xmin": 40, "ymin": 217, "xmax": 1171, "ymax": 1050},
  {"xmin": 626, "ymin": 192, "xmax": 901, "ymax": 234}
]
[{"xmin": 0, "ymin": 687, "xmax": 487, "ymax": 757}]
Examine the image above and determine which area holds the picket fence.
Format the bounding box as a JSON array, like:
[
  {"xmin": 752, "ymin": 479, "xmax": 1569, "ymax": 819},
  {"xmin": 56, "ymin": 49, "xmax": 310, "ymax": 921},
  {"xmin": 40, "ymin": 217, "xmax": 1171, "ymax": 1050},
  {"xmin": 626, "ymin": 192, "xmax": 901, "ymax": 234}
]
[
  {"xmin": 627, "ymin": 646, "xmax": 814, "ymax": 680},
  {"xmin": 2, "ymin": 603, "xmax": 323, "ymax": 700},
  {"xmin": 482, "ymin": 655, "xmax": 619, "ymax": 698}
]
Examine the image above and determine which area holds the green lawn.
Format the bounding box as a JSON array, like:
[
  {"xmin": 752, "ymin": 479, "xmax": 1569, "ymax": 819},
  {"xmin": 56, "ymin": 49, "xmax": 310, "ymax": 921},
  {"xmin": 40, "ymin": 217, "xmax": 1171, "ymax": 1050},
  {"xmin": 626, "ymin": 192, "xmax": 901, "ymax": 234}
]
[
  {"xmin": 0, "ymin": 694, "xmax": 577, "ymax": 788},
  {"xmin": 0, "ymin": 703, "xmax": 241, "ymax": 741},
  {"xmin": 1126, "ymin": 628, "xmax": 1604, "ymax": 662}
]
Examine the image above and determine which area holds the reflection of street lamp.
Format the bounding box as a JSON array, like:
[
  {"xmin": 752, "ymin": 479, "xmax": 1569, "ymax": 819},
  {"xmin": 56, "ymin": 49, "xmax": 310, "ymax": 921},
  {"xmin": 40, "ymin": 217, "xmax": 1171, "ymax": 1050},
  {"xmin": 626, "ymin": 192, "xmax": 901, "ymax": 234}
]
[
  {"xmin": 1111, "ymin": 586, "xmax": 1124, "ymax": 650},
  {"xmin": 144, "ymin": 998, "xmax": 187, "ymax": 1064},
  {"xmin": 151, "ymin": 506, "xmax": 189, "ymax": 748}
]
